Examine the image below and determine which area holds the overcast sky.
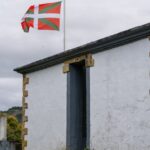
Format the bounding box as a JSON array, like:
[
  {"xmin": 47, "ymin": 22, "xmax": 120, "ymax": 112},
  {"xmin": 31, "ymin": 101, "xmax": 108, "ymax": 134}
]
[{"xmin": 0, "ymin": 0, "xmax": 150, "ymax": 110}]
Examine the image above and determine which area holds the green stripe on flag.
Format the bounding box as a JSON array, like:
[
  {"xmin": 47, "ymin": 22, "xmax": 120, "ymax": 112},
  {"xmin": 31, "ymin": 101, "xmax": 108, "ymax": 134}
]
[
  {"xmin": 26, "ymin": 10, "xmax": 34, "ymax": 14},
  {"xmin": 26, "ymin": 17, "xmax": 33, "ymax": 22},
  {"xmin": 39, "ymin": 2, "xmax": 61, "ymax": 14},
  {"xmin": 39, "ymin": 18, "xmax": 59, "ymax": 30},
  {"xmin": 23, "ymin": 26, "xmax": 29, "ymax": 32}
]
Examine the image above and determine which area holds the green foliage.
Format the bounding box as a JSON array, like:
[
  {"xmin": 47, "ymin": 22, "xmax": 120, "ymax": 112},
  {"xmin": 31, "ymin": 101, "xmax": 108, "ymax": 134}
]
[
  {"xmin": 7, "ymin": 116, "xmax": 21, "ymax": 143},
  {"xmin": 0, "ymin": 106, "xmax": 22, "ymax": 123},
  {"xmin": 7, "ymin": 107, "xmax": 22, "ymax": 123}
]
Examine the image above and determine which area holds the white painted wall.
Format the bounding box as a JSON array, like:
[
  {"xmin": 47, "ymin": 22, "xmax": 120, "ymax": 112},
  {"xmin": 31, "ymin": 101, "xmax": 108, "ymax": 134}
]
[
  {"xmin": 90, "ymin": 39, "xmax": 150, "ymax": 150},
  {"xmin": 26, "ymin": 64, "xmax": 66, "ymax": 150},
  {"xmin": 0, "ymin": 116, "xmax": 7, "ymax": 141}
]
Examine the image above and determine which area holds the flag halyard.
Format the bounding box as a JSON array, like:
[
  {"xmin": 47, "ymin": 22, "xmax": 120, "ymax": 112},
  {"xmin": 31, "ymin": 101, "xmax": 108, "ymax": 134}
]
[{"xmin": 21, "ymin": 1, "xmax": 61, "ymax": 32}]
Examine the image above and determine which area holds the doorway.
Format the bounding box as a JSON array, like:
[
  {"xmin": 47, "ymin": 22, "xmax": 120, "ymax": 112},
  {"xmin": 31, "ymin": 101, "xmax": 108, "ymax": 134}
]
[{"xmin": 67, "ymin": 61, "xmax": 90, "ymax": 150}]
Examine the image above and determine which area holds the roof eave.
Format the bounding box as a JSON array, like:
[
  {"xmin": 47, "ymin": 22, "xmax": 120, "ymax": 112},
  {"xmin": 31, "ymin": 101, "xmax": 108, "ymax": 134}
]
[{"xmin": 14, "ymin": 23, "xmax": 150, "ymax": 74}]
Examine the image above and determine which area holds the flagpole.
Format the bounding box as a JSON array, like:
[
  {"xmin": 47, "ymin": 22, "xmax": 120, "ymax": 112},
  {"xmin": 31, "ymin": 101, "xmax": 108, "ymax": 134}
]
[{"xmin": 63, "ymin": 0, "xmax": 66, "ymax": 51}]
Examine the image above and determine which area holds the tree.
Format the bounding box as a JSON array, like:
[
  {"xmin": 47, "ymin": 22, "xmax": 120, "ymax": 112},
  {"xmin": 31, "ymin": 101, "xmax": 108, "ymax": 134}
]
[{"xmin": 7, "ymin": 115, "xmax": 21, "ymax": 143}]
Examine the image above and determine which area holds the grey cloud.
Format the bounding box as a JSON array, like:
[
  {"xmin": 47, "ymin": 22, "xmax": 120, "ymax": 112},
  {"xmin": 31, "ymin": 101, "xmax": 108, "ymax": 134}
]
[{"xmin": 0, "ymin": 78, "xmax": 22, "ymax": 111}]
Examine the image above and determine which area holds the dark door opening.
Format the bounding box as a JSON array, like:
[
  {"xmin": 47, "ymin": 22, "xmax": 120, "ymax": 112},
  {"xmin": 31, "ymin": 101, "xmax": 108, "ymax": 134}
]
[{"xmin": 67, "ymin": 61, "xmax": 90, "ymax": 150}]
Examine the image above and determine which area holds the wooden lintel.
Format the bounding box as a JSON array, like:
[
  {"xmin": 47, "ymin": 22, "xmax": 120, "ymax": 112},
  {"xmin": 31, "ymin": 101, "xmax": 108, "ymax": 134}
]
[{"xmin": 63, "ymin": 54, "xmax": 94, "ymax": 73}]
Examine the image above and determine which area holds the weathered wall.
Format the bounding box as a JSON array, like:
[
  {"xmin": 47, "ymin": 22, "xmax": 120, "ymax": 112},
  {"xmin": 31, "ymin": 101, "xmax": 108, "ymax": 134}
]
[
  {"xmin": 90, "ymin": 38, "xmax": 150, "ymax": 150},
  {"xmin": 0, "ymin": 141, "xmax": 16, "ymax": 150},
  {"xmin": 0, "ymin": 116, "xmax": 7, "ymax": 141},
  {"xmin": 26, "ymin": 64, "xmax": 67, "ymax": 150}
]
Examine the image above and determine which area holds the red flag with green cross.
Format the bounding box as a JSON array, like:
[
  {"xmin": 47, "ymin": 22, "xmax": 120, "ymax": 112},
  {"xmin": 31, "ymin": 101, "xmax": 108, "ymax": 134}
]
[{"xmin": 21, "ymin": 1, "xmax": 61, "ymax": 32}]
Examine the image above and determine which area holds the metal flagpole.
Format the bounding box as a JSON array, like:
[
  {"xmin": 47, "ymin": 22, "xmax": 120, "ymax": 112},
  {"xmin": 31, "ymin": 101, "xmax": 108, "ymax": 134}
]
[{"xmin": 63, "ymin": 0, "xmax": 66, "ymax": 51}]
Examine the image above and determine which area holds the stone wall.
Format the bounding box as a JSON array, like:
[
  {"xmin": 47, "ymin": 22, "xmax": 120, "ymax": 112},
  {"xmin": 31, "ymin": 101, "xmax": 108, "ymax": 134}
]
[{"xmin": 0, "ymin": 115, "xmax": 7, "ymax": 141}]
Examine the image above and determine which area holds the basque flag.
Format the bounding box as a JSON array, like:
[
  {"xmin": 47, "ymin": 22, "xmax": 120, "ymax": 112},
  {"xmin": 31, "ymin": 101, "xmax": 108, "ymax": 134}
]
[{"xmin": 21, "ymin": 1, "xmax": 61, "ymax": 32}]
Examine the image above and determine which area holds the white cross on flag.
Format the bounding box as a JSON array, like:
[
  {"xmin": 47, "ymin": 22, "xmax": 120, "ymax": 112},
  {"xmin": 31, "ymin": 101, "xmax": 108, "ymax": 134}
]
[{"xmin": 21, "ymin": 1, "xmax": 61, "ymax": 32}]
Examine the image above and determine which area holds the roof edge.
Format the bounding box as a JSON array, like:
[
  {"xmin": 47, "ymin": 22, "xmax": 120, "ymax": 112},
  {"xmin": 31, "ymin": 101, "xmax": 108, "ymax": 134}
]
[{"xmin": 14, "ymin": 22, "xmax": 150, "ymax": 74}]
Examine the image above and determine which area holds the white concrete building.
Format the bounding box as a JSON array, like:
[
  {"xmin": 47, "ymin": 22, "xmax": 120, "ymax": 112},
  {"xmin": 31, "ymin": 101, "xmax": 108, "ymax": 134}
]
[
  {"xmin": 15, "ymin": 23, "xmax": 150, "ymax": 150},
  {"xmin": 0, "ymin": 114, "xmax": 7, "ymax": 141}
]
